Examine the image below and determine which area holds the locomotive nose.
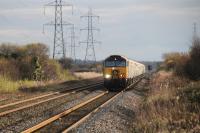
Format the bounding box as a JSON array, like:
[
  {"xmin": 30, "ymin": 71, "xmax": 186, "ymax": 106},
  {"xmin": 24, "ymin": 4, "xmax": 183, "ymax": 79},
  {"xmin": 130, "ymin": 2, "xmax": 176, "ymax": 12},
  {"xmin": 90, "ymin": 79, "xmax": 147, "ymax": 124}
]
[{"xmin": 112, "ymin": 70, "xmax": 119, "ymax": 79}]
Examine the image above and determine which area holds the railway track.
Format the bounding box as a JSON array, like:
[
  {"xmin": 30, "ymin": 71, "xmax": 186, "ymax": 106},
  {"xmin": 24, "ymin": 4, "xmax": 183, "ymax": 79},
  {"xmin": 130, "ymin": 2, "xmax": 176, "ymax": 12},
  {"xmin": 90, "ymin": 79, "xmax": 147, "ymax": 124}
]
[
  {"xmin": 0, "ymin": 83, "xmax": 105, "ymax": 132},
  {"xmin": 0, "ymin": 78, "xmax": 102, "ymax": 106},
  {"xmin": 0, "ymin": 99, "xmax": 7, "ymax": 103},
  {"xmin": 0, "ymin": 81, "xmax": 103, "ymax": 117},
  {"xmin": 22, "ymin": 76, "xmax": 144, "ymax": 133}
]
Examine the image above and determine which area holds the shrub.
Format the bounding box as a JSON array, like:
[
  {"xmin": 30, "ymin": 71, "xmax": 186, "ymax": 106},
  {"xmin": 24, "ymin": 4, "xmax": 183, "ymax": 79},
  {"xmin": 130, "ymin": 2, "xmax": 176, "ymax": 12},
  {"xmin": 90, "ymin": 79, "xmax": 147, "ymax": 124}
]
[
  {"xmin": 25, "ymin": 43, "xmax": 49, "ymax": 61},
  {"xmin": 163, "ymin": 52, "xmax": 179, "ymax": 71},
  {"xmin": 59, "ymin": 58, "xmax": 73, "ymax": 69},
  {"xmin": 133, "ymin": 72, "xmax": 200, "ymax": 132},
  {"xmin": 0, "ymin": 43, "xmax": 49, "ymax": 80},
  {"xmin": 18, "ymin": 56, "xmax": 34, "ymax": 80},
  {"xmin": 0, "ymin": 43, "xmax": 75, "ymax": 82},
  {"xmin": 0, "ymin": 58, "xmax": 21, "ymax": 80},
  {"xmin": 43, "ymin": 59, "xmax": 62, "ymax": 80},
  {"xmin": 162, "ymin": 37, "xmax": 200, "ymax": 80},
  {"xmin": 0, "ymin": 43, "xmax": 18, "ymax": 58},
  {"xmin": 162, "ymin": 52, "xmax": 189, "ymax": 77},
  {"xmin": 185, "ymin": 38, "xmax": 200, "ymax": 80}
]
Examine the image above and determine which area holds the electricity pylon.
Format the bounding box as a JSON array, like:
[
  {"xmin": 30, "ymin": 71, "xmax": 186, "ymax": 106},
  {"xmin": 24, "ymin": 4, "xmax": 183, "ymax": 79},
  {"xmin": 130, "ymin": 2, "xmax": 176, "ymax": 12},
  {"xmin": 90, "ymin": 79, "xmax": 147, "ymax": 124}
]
[
  {"xmin": 80, "ymin": 8, "xmax": 101, "ymax": 63},
  {"xmin": 69, "ymin": 25, "xmax": 79, "ymax": 62},
  {"xmin": 43, "ymin": 0, "xmax": 73, "ymax": 59},
  {"xmin": 193, "ymin": 22, "xmax": 197, "ymax": 39}
]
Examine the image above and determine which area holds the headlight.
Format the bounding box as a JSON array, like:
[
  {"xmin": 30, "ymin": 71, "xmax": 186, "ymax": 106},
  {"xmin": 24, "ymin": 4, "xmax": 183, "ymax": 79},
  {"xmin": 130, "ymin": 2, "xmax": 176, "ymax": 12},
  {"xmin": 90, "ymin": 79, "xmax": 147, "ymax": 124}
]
[{"xmin": 104, "ymin": 74, "xmax": 111, "ymax": 79}]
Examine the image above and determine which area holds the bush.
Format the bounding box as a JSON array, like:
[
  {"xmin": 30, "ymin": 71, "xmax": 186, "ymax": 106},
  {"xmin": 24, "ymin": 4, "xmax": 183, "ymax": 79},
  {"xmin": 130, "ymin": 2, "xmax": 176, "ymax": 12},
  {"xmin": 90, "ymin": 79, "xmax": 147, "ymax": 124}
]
[
  {"xmin": 18, "ymin": 56, "xmax": 34, "ymax": 80},
  {"xmin": 59, "ymin": 58, "xmax": 73, "ymax": 69},
  {"xmin": 185, "ymin": 38, "xmax": 200, "ymax": 80},
  {"xmin": 0, "ymin": 58, "xmax": 21, "ymax": 80},
  {"xmin": 162, "ymin": 52, "xmax": 189, "ymax": 77},
  {"xmin": 43, "ymin": 60, "xmax": 61, "ymax": 80},
  {"xmin": 163, "ymin": 37, "xmax": 200, "ymax": 80},
  {"xmin": 25, "ymin": 43, "xmax": 49, "ymax": 61},
  {"xmin": 0, "ymin": 43, "xmax": 75, "ymax": 81},
  {"xmin": 133, "ymin": 72, "xmax": 200, "ymax": 132},
  {"xmin": 0, "ymin": 43, "xmax": 18, "ymax": 58}
]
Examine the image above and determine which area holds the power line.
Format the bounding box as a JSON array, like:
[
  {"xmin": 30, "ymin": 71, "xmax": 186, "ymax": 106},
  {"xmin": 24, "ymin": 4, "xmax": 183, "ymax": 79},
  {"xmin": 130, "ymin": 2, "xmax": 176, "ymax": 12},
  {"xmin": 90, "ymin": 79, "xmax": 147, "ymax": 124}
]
[
  {"xmin": 43, "ymin": 0, "xmax": 73, "ymax": 59},
  {"xmin": 80, "ymin": 8, "xmax": 101, "ymax": 63}
]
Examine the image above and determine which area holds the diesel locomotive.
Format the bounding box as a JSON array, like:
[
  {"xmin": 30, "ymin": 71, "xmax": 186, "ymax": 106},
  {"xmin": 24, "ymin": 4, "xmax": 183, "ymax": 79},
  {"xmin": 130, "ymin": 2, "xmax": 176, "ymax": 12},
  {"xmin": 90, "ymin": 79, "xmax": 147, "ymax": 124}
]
[{"xmin": 103, "ymin": 55, "xmax": 145, "ymax": 91}]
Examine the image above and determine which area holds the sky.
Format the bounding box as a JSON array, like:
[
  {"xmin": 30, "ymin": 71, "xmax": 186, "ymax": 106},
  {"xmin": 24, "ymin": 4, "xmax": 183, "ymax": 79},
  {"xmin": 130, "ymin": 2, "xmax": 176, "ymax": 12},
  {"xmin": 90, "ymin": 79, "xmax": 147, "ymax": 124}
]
[{"xmin": 0, "ymin": 0, "xmax": 200, "ymax": 61}]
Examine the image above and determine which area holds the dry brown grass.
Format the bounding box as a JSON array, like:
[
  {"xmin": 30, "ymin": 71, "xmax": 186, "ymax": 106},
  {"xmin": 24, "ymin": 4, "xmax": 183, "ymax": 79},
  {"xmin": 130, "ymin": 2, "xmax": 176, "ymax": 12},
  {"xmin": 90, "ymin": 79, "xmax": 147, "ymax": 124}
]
[{"xmin": 133, "ymin": 71, "xmax": 200, "ymax": 133}]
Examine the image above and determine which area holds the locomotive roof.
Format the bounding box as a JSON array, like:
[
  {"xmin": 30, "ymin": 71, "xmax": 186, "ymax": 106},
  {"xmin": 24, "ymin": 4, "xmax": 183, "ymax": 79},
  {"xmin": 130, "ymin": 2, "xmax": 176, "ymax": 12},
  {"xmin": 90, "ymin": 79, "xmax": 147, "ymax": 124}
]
[{"xmin": 105, "ymin": 55, "xmax": 144, "ymax": 66}]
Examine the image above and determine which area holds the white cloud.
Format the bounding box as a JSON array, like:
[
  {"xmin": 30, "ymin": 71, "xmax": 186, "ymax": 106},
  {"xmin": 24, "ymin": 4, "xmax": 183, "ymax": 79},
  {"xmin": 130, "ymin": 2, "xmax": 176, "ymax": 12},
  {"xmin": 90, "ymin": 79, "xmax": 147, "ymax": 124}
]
[{"xmin": 0, "ymin": 0, "xmax": 200, "ymax": 60}]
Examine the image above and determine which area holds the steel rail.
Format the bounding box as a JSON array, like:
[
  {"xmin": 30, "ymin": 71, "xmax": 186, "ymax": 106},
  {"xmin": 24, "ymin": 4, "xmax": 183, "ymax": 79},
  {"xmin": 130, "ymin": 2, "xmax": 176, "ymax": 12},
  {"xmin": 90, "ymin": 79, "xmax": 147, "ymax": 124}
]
[
  {"xmin": 63, "ymin": 75, "xmax": 144, "ymax": 132},
  {"xmin": 0, "ymin": 81, "xmax": 102, "ymax": 110},
  {"xmin": 0, "ymin": 82, "xmax": 103, "ymax": 117},
  {"xmin": 62, "ymin": 91, "xmax": 121, "ymax": 133},
  {"xmin": 21, "ymin": 76, "xmax": 144, "ymax": 133},
  {"xmin": 22, "ymin": 91, "xmax": 108, "ymax": 133}
]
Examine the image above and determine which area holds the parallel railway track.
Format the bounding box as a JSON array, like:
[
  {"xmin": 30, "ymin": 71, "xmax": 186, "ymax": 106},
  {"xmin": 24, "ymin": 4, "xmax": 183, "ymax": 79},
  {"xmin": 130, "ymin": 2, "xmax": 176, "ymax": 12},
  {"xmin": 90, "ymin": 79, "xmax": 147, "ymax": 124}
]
[
  {"xmin": 0, "ymin": 83, "xmax": 105, "ymax": 132},
  {"xmin": 0, "ymin": 99, "xmax": 7, "ymax": 103},
  {"xmin": 0, "ymin": 81, "xmax": 103, "ymax": 117},
  {"xmin": 22, "ymin": 76, "xmax": 144, "ymax": 133},
  {"xmin": 0, "ymin": 78, "xmax": 102, "ymax": 106}
]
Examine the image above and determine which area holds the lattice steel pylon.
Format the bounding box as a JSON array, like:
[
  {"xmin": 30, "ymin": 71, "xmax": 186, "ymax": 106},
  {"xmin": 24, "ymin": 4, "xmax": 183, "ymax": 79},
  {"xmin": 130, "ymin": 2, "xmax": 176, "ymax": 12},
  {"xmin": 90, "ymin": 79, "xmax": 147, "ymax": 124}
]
[
  {"xmin": 69, "ymin": 24, "xmax": 79, "ymax": 62},
  {"xmin": 80, "ymin": 8, "xmax": 101, "ymax": 63},
  {"xmin": 43, "ymin": 0, "xmax": 73, "ymax": 59},
  {"xmin": 193, "ymin": 22, "xmax": 197, "ymax": 39}
]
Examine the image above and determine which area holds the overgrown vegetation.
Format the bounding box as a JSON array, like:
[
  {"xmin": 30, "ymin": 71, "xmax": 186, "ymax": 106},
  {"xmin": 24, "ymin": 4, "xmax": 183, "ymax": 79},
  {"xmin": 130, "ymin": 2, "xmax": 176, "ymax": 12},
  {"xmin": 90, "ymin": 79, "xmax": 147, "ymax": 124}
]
[
  {"xmin": 133, "ymin": 38, "xmax": 200, "ymax": 132},
  {"xmin": 133, "ymin": 72, "xmax": 200, "ymax": 132},
  {"xmin": 162, "ymin": 38, "xmax": 200, "ymax": 80},
  {"xmin": 0, "ymin": 43, "xmax": 76, "ymax": 92}
]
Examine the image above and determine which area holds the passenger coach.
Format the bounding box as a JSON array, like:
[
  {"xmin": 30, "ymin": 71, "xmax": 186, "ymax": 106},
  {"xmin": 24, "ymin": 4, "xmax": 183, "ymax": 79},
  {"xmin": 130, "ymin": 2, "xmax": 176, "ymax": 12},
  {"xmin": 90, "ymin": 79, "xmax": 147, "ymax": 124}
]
[{"xmin": 103, "ymin": 55, "xmax": 145, "ymax": 91}]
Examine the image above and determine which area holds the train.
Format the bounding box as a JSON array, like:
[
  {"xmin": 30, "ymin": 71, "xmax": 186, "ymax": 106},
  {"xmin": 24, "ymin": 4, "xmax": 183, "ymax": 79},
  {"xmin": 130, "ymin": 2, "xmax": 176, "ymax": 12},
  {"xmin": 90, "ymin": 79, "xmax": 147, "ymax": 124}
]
[{"xmin": 103, "ymin": 55, "xmax": 145, "ymax": 91}]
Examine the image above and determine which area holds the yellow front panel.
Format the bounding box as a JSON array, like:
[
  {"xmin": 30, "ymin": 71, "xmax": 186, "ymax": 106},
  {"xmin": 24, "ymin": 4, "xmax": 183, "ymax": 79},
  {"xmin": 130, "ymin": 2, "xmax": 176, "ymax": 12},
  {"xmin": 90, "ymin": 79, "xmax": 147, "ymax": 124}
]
[{"xmin": 103, "ymin": 67, "xmax": 128, "ymax": 79}]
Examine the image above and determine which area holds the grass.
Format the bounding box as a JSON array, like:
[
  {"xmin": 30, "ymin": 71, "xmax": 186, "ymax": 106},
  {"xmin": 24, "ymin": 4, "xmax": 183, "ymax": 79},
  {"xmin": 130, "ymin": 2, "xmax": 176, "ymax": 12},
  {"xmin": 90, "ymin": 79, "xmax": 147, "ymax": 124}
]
[
  {"xmin": 132, "ymin": 71, "xmax": 200, "ymax": 133},
  {"xmin": 0, "ymin": 76, "xmax": 37, "ymax": 93},
  {"xmin": 0, "ymin": 70, "xmax": 77, "ymax": 93},
  {"xmin": 59, "ymin": 69, "xmax": 77, "ymax": 81}
]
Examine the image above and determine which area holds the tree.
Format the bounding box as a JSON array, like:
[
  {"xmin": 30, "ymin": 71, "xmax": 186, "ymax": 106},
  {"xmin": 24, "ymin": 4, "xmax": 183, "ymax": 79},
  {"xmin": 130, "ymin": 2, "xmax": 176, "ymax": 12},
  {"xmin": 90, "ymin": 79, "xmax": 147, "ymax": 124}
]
[
  {"xmin": 186, "ymin": 38, "xmax": 200, "ymax": 80},
  {"xmin": 0, "ymin": 43, "xmax": 18, "ymax": 58},
  {"xmin": 59, "ymin": 58, "xmax": 73, "ymax": 69},
  {"xmin": 32, "ymin": 56, "xmax": 43, "ymax": 81},
  {"xmin": 25, "ymin": 43, "xmax": 49, "ymax": 61}
]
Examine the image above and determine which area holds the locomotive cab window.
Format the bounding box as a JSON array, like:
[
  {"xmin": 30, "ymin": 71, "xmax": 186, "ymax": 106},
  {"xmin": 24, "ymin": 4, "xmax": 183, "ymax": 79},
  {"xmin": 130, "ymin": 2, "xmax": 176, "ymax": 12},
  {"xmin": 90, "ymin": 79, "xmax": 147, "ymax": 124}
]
[
  {"xmin": 105, "ymin": 61, "xmax": 115, "ymax": 67},
  {"xmin": 115, "ymin": 61, "xmax": 126, "ymax": 67},
  {"xmin": 105, "ymin": 61, "xmax": 126, "ymax": 67}
]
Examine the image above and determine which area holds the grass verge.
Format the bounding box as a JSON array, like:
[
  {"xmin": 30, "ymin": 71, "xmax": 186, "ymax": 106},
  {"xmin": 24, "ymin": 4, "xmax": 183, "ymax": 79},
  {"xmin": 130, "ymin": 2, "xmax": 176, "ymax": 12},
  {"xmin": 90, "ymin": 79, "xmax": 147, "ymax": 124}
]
[
  {"xmin": 0, "ymin": 71, "xmax": 77, "ymax": 93},
  {"xmin": 132, "ymin": 71, "xmax": 200, "ymax": 133}
]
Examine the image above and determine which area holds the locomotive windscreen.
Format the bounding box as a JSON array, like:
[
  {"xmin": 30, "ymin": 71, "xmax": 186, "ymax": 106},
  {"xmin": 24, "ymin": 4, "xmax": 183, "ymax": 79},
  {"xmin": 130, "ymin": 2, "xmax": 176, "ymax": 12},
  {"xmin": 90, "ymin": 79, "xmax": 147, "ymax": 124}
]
[{"xmin": 105, "ymin": 56, "xmax": 126, "ymax": 67}]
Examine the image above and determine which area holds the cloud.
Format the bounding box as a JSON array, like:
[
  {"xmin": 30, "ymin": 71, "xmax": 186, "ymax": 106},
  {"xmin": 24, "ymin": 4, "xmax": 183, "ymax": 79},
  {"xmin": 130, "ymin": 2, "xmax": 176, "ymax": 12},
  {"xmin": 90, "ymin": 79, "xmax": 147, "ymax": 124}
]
[
  {"xmin": 0, "ymin": 0, "xmax": 200, "ymax": 60},
  {"xmin": 97, "ymin": 3, "xmax": 200, "ymax": 18}
]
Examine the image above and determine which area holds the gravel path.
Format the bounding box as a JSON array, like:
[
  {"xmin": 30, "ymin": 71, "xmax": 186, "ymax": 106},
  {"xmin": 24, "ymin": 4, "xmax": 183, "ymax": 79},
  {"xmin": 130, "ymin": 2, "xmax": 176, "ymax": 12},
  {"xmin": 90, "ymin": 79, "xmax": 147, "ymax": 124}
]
[{"xmin": 71, "ymin": 78, "xmax": 149, "ymax": 133}]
